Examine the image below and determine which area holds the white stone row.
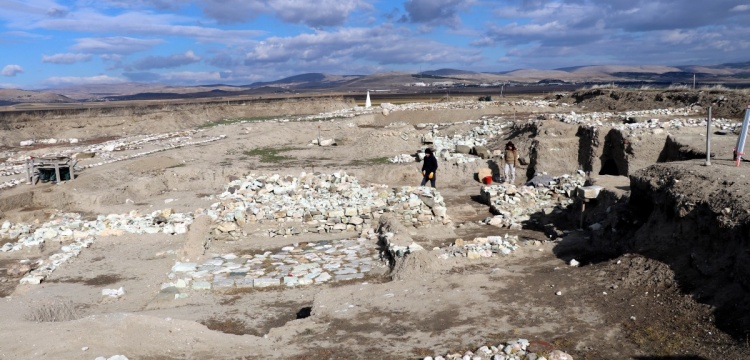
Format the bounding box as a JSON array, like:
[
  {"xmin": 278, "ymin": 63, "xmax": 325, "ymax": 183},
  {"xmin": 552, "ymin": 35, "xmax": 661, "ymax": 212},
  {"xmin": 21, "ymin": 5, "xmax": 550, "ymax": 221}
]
[{"xmin": 19, "ymin": 138, "xmax": 79, "ymax": 146}]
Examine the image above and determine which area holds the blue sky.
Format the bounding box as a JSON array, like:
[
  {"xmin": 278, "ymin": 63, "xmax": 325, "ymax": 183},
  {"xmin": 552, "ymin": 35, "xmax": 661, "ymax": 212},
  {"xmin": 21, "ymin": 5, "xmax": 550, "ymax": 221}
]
[{"xmin": 1, "ymin": 0, "xmax": 749, "ymax": 89}]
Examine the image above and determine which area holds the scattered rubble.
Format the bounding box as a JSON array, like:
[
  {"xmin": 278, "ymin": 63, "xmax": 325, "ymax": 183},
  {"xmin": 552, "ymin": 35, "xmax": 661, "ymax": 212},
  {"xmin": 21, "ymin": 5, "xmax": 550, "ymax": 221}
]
[
  {"xmin": 1, "ymin": 172, "xmax": 449, "ymax": 285},
  {"xmin": 441, "ymin": 235, "xmax": 519, "ymax": 259},
  {"xmin": 209, "ymin": 172, "xmax": 450, "ymax": 238},
  {"xmin": 425, "ymin": 339, "xmax": 575, "ymax": 360},
  {"xmin": 479, "ymin": 173, "xmax": 585, "ymax": 229}
]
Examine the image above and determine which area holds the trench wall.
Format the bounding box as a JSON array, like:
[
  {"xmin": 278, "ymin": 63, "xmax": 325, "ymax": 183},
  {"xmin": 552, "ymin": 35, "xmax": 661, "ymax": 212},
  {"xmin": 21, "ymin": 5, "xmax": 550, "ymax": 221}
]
[{"xmin": 588, "ymin": 163, "xmax": 750, "ymax": 337}]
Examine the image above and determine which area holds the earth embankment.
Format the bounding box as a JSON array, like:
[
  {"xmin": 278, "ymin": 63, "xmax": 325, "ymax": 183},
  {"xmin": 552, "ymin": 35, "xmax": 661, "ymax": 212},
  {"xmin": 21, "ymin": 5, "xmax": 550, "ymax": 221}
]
[
  {"xmin": 0, "ymin": 97, "xmax": 355, "ymax": 146},
  {"xmin": 559, "ymin": 89, "xmax": 750, "ymax": 119},
  {"xmin": 587, "ymin": 159, "xmax": 750, "ymax": 338}
]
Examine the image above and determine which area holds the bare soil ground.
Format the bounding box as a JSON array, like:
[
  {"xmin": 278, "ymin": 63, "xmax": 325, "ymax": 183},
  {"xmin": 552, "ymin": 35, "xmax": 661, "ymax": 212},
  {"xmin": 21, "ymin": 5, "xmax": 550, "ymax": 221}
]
[{"xmin": 1, "ymin": 93, "xmax": 750, "ymax": 359}]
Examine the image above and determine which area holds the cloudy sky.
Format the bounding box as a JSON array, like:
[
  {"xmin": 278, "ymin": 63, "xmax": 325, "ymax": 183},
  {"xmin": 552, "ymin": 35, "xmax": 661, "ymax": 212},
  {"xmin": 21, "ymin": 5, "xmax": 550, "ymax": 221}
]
[{"xmin": 1, "ymin": 0, "xmax": 749, "ymax": 89}]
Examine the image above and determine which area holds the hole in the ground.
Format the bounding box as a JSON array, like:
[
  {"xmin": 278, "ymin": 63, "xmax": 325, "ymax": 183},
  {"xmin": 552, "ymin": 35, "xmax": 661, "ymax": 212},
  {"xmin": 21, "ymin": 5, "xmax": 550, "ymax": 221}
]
[
  {"xmin": 599, "ymin": 158, "xmax": 620, "ymax": 175},
  {"xmin": 296, "ymin": 306, "xmax": 312, "ymax": 319}
]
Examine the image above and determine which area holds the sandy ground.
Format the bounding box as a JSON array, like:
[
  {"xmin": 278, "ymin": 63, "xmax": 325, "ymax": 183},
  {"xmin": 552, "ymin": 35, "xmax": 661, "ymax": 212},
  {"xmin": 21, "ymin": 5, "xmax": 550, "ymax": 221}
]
[{"xmin": 0, "ymin": 95, "xmax": 749, "ymax": 359}]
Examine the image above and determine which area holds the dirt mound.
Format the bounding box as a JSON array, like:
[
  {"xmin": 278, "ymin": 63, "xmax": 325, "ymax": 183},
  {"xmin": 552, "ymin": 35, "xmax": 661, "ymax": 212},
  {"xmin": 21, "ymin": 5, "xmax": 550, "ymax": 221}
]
[
  {"xmin": 559, "ymin": 89, "xmax": 750, "ymax": 119},
  {"xmin": 390, "ymin": 250, "xmax": 446, "ymax": 281},
  {"xmin": 588, "ymin": 159, "xmax": 750, "ymax": 339}
]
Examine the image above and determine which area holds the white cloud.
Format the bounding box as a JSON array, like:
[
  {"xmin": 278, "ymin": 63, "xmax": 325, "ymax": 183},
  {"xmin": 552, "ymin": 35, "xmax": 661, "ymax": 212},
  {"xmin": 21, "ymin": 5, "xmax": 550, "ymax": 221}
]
[
  {"xmin": 731, "ymin": 4, "xmax": 750, "ymax": 12},
  {"xmin": 132, "ymin": 50, "xmax": 201, "ymax": 70},
  {"xmin": 33, "ymin": 9, "xmax": 264, "ymax": 45},
  {"xmin": 199, "ymin": 0, "xmax": 267, "ymax": 24},
  {"xmin": 1, "ymin": 65, "xmax": 24, "ymax": 76},
  {"xmin": 244, "ymin": 26, "xmax": 482, "ymax": 68},
  {"xmin": 402, "ymin": 0, "xmax": 475, "ymax": 28},
  {"xmin": 42, "ymin": 53, "xmax": 93, "ymax": 64},
  {"xmin": 72, "ymin": 37, "xmax": 164, "ymax": 54},
  {"xmin": 270, "ymin": 0, "xmax": 372, "ymax": 27},
  {"xmin": 44, "ymin": 75, "xmax": 127, "ymax": 86}
]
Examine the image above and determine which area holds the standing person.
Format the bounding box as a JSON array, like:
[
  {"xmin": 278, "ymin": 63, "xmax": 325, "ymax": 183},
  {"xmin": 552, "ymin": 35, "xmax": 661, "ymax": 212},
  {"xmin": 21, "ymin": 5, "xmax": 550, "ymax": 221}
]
[
  {"xmin": 502, "ymin": 141, "xmax": 520, "ymax": 184},
  {"xmin": 420, "ymin": 148, "xmax": 438, "ymax": 188}
]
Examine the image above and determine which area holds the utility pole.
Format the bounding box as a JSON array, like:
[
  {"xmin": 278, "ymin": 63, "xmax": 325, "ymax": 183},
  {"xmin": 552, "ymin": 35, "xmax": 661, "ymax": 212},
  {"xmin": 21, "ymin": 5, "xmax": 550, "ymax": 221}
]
[{"xmin": 693, "ymin": 74, "xmax": 696, "ymax": 90}]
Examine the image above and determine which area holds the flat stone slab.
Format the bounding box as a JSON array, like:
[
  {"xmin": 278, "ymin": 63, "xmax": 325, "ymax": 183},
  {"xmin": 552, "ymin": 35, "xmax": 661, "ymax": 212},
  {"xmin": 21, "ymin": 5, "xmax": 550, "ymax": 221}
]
[{"xmin": 165, "ymin": 237, "xmax": 383, "ymax": 293}]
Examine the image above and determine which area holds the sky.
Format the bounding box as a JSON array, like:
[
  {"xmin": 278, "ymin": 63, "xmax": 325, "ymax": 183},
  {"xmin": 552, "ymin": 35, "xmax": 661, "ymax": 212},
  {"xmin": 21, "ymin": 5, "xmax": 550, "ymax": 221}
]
[{"xmin": 1, "ymin": 0, "xmax": 749, "ymax": 90}]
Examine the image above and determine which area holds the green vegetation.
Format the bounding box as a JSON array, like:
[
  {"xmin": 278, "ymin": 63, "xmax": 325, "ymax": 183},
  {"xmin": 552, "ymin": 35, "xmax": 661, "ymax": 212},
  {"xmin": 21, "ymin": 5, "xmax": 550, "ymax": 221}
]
[
  {"xmin": 243, "ymin": 147, "xmax": 299, "ymax": 163},
  {"xmin": 347, "ymin": 156, "xmax": 391, "ymax": 166},
  {"xmin": 198, "ymin": 116, "xmax": 279, "ymax": 129}
]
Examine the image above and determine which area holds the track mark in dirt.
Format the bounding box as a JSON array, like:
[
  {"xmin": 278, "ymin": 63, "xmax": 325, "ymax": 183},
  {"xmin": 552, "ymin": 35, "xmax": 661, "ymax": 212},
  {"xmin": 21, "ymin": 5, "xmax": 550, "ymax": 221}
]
[
  {"xmin": 201, "ymin": 300, "xmax": 312, "ymax": 337},
  {"xmin": 0, "ymin": 259, "xmax": 23, "ymax": 297},
  {"xmin": 48, "ymin": 274, "xmax": 128, "ymax": 286}
]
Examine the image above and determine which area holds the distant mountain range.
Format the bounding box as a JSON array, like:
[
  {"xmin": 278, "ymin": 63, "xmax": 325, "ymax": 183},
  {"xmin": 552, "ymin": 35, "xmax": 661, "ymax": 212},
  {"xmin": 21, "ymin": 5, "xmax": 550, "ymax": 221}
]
[{"xmin": 1, "ymin": 61, "xmax": 749, "ymax": 105}]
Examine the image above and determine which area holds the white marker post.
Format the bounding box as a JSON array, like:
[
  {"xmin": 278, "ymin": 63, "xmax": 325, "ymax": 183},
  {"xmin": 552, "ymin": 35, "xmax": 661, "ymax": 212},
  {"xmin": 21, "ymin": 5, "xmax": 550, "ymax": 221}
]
[
  {"xmin": 734, "ymin": 104, "xmax": 750, "ymax": 167},
  {"xmin": 705, "ymin": 106, "xmax": 711, "ymax": 166}
]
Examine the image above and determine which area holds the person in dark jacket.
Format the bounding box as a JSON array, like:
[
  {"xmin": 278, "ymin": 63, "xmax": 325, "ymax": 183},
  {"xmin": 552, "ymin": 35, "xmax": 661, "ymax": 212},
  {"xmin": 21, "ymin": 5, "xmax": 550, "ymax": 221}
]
[{"xmin": 420, "ymin": 148, "xmax": 438, "ymax": 187}]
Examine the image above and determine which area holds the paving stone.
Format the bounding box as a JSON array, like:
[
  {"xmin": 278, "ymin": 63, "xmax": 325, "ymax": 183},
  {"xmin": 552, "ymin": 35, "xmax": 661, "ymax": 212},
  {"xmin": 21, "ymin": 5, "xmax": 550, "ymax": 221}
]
[
  {"xmin": 253, "ymin": 278, "xmax": 280, "ymax": 288},
  {"xmin": 191, "ymin": 281, "xmax": 212, "ymax": 290}
]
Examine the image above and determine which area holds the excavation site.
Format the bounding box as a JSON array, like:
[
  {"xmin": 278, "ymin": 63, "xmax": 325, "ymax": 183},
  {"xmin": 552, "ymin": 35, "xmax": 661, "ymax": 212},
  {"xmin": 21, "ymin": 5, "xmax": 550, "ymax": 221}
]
[{"xmin": 2, "ymin": 88, "xmax": 750, "ymax": 359}]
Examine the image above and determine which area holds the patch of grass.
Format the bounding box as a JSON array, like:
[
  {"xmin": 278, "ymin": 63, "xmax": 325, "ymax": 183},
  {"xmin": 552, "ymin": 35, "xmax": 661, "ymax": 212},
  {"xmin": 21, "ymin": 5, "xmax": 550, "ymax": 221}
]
[
  {"xmin": 198, "ymin": 116, "xmax": 278, "ymax": 129},
  {"xmin": 200, "ymin": 316, "xmax": 252, "ymax": 335},
  {"xmin": 347, "ymin": 156, "xmax": 391, "ymax": 167},
  {"xmin": 26, "ymin": 299, "xmax": 80, "ymax": 322},
  {"xmin": 624, "ymin": 323, "xmax": 684, "ymax": 355},
  {"xmin": 412, "ymin": 347, "xmax": 434, "ymax": 357},
  {"xmin": 243, "ymin": 146, "xmax": 299, "ymax": 163}
]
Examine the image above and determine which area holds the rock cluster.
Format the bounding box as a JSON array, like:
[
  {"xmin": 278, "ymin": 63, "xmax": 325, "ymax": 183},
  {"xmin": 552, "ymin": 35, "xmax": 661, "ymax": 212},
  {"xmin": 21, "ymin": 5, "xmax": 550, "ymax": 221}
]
[
  {"xmin": 479, "ymin": 173, "xmax": 585, "ymax": 229},
  {"xmin": 425, "ymin": 339, "xmax": 574, "ymax": 360},
  {"xmin": 162, "ymin": 237, "xmax": 383, "ymax": 293},
  {"xmin": 547, "ymin": 107, "xmax": 740, "ymax": 137},
  {"xmin": 440, "ymin": 235, "xmax": 519, "ymax": 259},
  {"xmin": 391, "ymin": 116, "xmax": 511, "ymax": 165},
  {"xmin": 208, "ymin": 172, "xmax": 450, "ymax": 238},
  {"xmin": 1, "ymin": 209, "xmax": 194, "ymax": 285},
  {"xmin": 19, "ymin": 138, "xmax": 79, "ymax": 146},
  {"xmin": 2, "ymin": 172, "xmax": 448, "ymax": 285}
]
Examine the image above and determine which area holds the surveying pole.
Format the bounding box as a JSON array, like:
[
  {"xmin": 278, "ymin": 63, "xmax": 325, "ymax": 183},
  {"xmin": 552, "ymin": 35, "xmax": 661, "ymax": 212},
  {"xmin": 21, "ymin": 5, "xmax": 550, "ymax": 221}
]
[
  {"xmin": 734, "ymin": 104, "xmax": 750, "ymax": 166},
  {"xmin": 705, "ymin": 107, "xmax": 712, "ymax": 166}
]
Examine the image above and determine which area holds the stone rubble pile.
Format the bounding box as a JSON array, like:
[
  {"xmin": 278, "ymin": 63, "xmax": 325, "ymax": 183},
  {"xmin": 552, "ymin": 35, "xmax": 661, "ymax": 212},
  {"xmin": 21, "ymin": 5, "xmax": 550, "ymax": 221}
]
[
  {"xmin": 504, "ymin": 99, "xmax": 566, "ymax": 108},
  {"xmin": 439, "ymin": 234, "xmax": 519, "ymax": 259},
  {"xmin": 389, "ymin": 154, "xmax": 416, "ymax": 163},
  {"xmin": 2, "ymin": 172, "xmax": 449, "ymax": 285},
  {"xmin": 380, "ymin": 99, "xmax": 500, "ymax": 113},
  {"xmin": 1, "ymin": 209, "xmax": 195, "ymax": 285},
  {"xmin": 424, "ymin": 339, "xmax": 575, "ymax": 360},
  {"xmin": 19, "ymin": 138, "xmax": 79, "ymax": 146},
  {"xmin": 208, "ymin": 172, "xmax": 449, "ymax": 238},
  {"xmin": 479, "ymin": 173, "xmax": 585, "ymax": 229},
  {"xmin": 548, "ymin": 107, "xmax": 741, "ymax": 136},
  {"xmin": 390, "ymin": 116, "xmax": 511, "ymax": 164},
  {"xmin": 163, "ymin": 237, "xmax": 383, "ymax": 293}
]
